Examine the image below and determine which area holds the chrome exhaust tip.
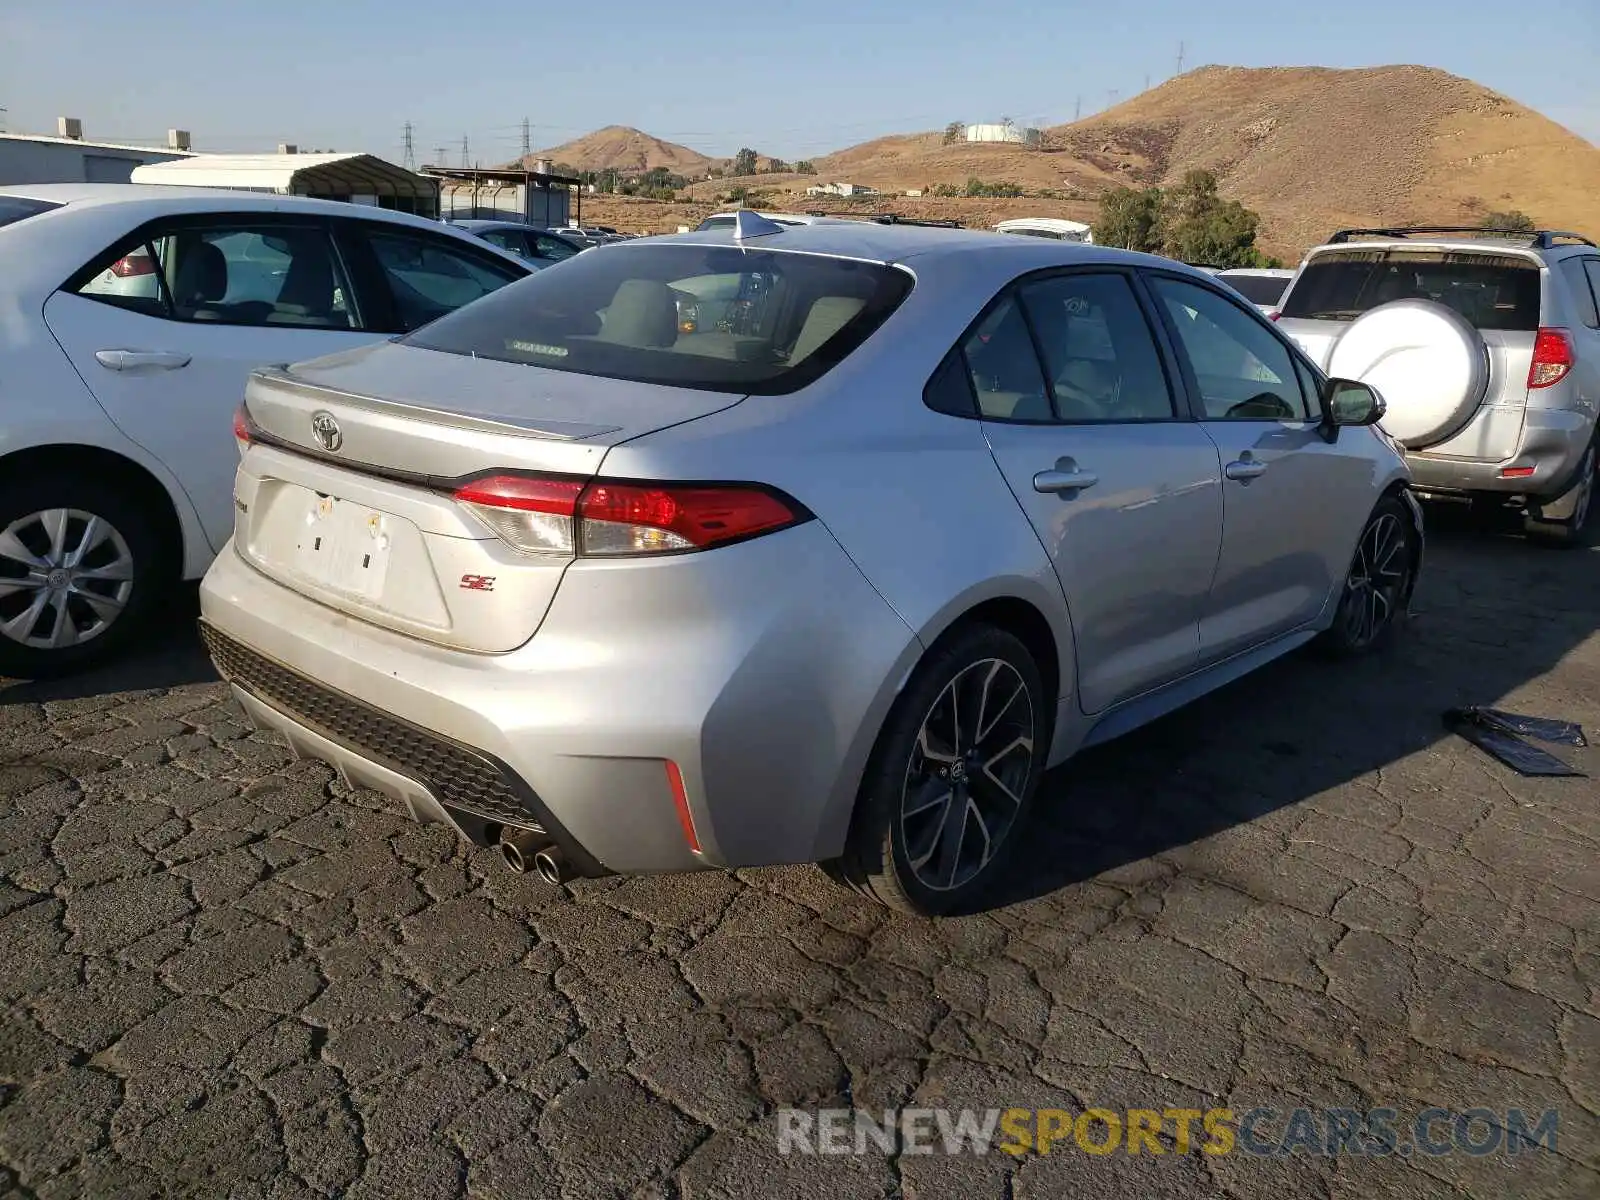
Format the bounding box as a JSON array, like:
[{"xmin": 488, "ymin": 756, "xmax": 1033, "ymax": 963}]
[
  {"xmin": 532, "ymin": 845, "xmax": 569, "ymax": 886},
  {"xmin": 499, "ymin": 828, "xmax": 547, "ymax": 875}
]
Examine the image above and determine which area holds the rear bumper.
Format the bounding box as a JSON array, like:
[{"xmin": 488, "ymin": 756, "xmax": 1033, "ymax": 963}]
[
  {"xmin": 199, "ymin": 521, "xmax": 920, "ymax": 875},
  {"xmin": 1407, "ymin": 407, "xmax": 1593, "ymax": 497}
]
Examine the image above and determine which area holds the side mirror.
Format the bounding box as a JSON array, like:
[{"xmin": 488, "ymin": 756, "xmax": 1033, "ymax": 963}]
[{"xmin": 1320, "ymin": 377, "xmax": 1386, "ymax": 439}]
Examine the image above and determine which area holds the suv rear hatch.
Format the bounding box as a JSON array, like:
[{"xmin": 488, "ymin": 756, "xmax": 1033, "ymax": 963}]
[
  {"xmin": 236, "ymin": 341, "xmax": 752, "ymax": 653},
  {"xmin": 1277, "ymin": 247, "xmax": 1542, "ymax": 457}
]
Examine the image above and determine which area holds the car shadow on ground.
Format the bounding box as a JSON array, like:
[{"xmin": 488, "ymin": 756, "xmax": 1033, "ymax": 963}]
[
  {"xmin": 982, "ymin": 504, "xmax": 1600, "ymax": 912},
  {"xmin": 0, "ymin": 584, "xmax": 218, "ymax": 706}
]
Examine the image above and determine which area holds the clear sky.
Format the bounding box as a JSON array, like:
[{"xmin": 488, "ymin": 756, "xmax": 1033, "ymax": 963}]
[{"xmin": 3, "ymin": 0, "xmax": 1596, "ymax": 162}]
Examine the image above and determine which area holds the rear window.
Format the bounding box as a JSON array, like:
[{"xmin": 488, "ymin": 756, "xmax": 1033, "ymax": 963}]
[
  {"xmin": 1222, "ymin": 274, "xmax": 1291, "ymax": 306},
  {"xmin": 0, "ymin": 197, "xmax": 63, "ymax": 229},
  {"xmin": 1281, "ymin": 250, "xmax": 1541, "ymax": 331},
  {"xmin": 404, "ymin": 243, "xmax": 913, "ymax": 395}
]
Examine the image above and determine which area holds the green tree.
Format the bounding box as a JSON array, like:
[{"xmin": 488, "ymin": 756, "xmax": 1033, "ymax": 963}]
[
  {"xmin": 943, "ymin": 121, "xmax": 965, "ymax": 145},
  {"xmin": 1155, "ymin": 170, "xmax": 1262, "ymax": 267},
  {"xmin": 794, "ymin": 160, "xmax": 817, "ymax": 175},
  {"xmin": 1093, "ymin": 185, "xmax": 1163, "ymax": 251},
  {"xmin": 732, "ymin": 147, "xmax": 758, "ymax": 176},
  {"xmin": 1484, "ymin": 209, "xmax": 1535, "ymax": 232}
]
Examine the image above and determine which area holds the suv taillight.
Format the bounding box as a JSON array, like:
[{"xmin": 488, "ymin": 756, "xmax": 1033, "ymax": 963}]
[
  {"xmin": 453, "ymin": 474, "xmax": 808, "ymax": 557},
  {"xmin": 232, "ymin": 403, "xmax": 254, "ymax": 450},
  {"xmin": 1529, "ymin": 327, "xmax": 1575, "ymax": 389}
]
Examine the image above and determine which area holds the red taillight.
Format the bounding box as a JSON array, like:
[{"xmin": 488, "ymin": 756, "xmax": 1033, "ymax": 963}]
[
  {"xmin": 1529, "ymin": 327, "xmax": 1574, "ymax": 389},
  {"xmin": 233, "ymin": 404, "xmax": 253, "ymax": 445},
  {"xmin": 110, "ymin": 253, "xmax": 156, "ymax": 278},
  {"xmin": 452, "ymin": 474, "xmax": 805, "ymax": 557},
  {"xmin": 1500, "ymin": 465, "xmax": 1537, "ymax": 478}
]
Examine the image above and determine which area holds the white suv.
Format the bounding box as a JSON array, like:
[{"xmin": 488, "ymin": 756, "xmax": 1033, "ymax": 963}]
[
  {"xmin": 0, "ymin": 185, "xmax": 529, "ymax": 679},
  {"xmin": 1276, "ymin": 226, "xmax": 1599, "ymax": 544}
]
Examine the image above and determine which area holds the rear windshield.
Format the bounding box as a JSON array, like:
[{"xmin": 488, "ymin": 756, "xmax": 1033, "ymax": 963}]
[
  {"xmin": 405, "ymin": 243, "xmax": 913, "ymax": 395},
  {"xmin": 1223, "ymin": 274, "xmax": 1291, "ymax": 305},
  {"xmin": 0, "ymin": 197, "xmax": 63, "ymax": 229},
  {"xmin": 1281, "ymin": 250, "xmax": 1541, "ymax": 331}
]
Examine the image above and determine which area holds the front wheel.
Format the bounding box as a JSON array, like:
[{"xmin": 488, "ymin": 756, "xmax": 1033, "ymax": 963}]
[
  {"xmin": 0, "ymin": 474, "xmax": 170, "ymax": 680},
  {"xmin": 826, "ymin": 624, "xmax": 1049, "ymax": 916},
  {"xmin": 1316, "ymin": 495, "xmax": 1419, "ymax": 658}
]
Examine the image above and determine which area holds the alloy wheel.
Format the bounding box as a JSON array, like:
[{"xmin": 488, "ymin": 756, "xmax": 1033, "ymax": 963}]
[
  {"xmin": 1339, "ymin": 512, "xmax": 1410, "ymax": 650},
  {"xmin": 900, "ymin": 658, "xmax": 1036, "ymax": 892},
  {"xmin": 0, "ymin": 509, "xmax": 135, "ymax": 650}
]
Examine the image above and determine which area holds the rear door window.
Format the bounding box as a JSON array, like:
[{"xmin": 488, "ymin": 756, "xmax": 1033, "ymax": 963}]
[
  {"xmin": 1281, "ymin": 250, "xmax": 1541, "ymax": 331},
  {"xmin": 1018, "ymin": 273, "xmax": 1175, "ymax": 421},
  {"xmin": 404, "ymin": 243, "xmax": 913, "ymax": 395},
  {"xmin": 1222, "ymin": 274, "xmax": 1291, "ymax": 306}
]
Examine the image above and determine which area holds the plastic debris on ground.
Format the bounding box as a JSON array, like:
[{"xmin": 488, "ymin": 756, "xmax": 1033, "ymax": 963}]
[{"xmin": 1443, "ymin": 707, "xmax": 1588, "ymax": 777}]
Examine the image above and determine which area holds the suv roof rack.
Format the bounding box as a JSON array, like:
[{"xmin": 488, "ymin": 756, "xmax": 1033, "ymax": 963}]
[{"xmin": 1327, "ymin": 226, "xmax": 1597, "ymax": 250}]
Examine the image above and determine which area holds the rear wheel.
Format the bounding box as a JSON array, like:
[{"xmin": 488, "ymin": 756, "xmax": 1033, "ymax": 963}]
[
  {"xmin": 827, "ymin": 624, "xmax": 1048, "ymax": 916},
  {"xmin": 1316, "ymin": 496, "xmax": 1419, "ymax": 658},
  {"xmin": 1523, "ymin": 446, "xmax": 1594, "ymax": 547},
  {"xmin": 0, "ymin": 474, "xmax": 170, "ymax": 680}
]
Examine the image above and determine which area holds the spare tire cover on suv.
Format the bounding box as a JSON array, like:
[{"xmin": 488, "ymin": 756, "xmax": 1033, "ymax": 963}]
[{"xmin": 1326, "ymin": 299, "xmax": 1490, "ymax": 449}]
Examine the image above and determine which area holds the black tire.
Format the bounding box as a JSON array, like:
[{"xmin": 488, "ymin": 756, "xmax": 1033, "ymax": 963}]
[
  {"xmin": 1523, "ymin": 446, "xmax": 1594, "ymax": 548},
  {"xmin": 1315, "ymin": 495, "xmax": 1419, "ymax": 658},
  {"xmin": 0, "ymin": 472, "xmax": 172, "ymax": 680},
  {"xmin": 826, "ymin": 624, "xmax": 1049, "ymax": 916}
]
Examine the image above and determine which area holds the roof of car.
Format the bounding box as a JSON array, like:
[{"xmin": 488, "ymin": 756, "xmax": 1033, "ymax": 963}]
[
  {"xmin": 651, "ymin": 220, "xmax": 1180, "ymax": 272},
  {"xmin": 0, "ymin": 183, "xmax": 450, "ymax": 231}
]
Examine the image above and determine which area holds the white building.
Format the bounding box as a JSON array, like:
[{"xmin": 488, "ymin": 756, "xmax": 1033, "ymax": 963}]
[
  {"xmin": 0, "ymin": 121, "xmax": 193, "ymax": 186},
  {"xmin": 804, "ymin": 181, "xmax": 879, "ymax": 197},
  {"xmin": 966, "ymin": 123, "xmax": 1043, "ymax": 148}
]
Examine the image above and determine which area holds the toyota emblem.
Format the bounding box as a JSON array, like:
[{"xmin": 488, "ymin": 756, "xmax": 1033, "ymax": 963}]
[{"xmin": 310, "ymin": 410, "xmax": 343, "ymax": 453}]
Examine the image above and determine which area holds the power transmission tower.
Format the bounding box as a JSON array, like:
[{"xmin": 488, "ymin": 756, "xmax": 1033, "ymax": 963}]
[
  {"xmin": 433, "ymin": 147, "xmax": 448, "ymax": 168},
  {"xmin": 0, "ymin": 105, "xmax": 7, "ymax": 132},
  {"xmin": 402, "ymin": 121, "xmax": 416, "ymax": 170},
  {"xmin": 459, "ymin": 135, "xmax": 469, "ymax": 168},
  {"xmin": 1176, "ymin": 41, "xmax": 1186, "ymax": 75},
  {"xmin": 1074, "ymin": 96, "xmax": 1081, "ymax": 121},
  {"xmin": 1144, "ymin": 73, "xmax": 1151, "ymax": 92},
  {"xmin": 520, "ymin": 117, "xmax": 531, "ymax": 157}
]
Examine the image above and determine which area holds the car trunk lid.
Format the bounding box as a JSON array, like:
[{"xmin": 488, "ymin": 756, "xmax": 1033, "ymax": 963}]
[{"xmin": 235, "ymin": 340, "xmax": 748, "ymax": 652}]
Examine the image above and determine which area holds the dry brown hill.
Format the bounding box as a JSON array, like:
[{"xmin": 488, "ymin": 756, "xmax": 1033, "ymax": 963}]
[
  {"xmin": 801, "ymin": 65, "xmax": 1600, "ymax": 255},
  {"xmin": 521, "ymin": 125, "xmax": 713, "ymax": 176}
]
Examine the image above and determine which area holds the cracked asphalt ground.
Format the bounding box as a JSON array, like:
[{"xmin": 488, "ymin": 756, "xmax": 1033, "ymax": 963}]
[{"xmin": 1, "ymin": 511, "xmax": 1597, "ymax": 1200}]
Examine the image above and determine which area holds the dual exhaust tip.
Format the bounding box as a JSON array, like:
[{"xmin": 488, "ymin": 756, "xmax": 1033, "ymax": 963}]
[{"xmin": 499, "ymin": 828, "xmax": 569, "ymax": 886}]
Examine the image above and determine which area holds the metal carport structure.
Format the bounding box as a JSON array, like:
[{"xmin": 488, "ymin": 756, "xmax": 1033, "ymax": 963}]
[{"xmin": 130, "ymin": 152, "xmax": 439, "ymax": 218}]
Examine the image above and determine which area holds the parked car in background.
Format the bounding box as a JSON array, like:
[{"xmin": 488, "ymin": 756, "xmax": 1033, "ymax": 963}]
[
  {"xmin": 450, "ymin": 220, "xmax": 582, "ymax": 268},
  {"xmin": 201, "ymin": 214, "xmax": 1420, "ymax": 915},
  {"xmin": 551, "ymin": 226, "xmax": 627, "ymax": 248},
  {"xmin": 1217, "ymin": 267, "xmax": 1295, "ymax": 313},
  {"xmin": 0, "ymin": 184, "xmax": 530, "ymax": 678},
  {"xmin": 693, "ymin": 211, "xmax": 857, "ymax": 232},
  {"xmin": 1276, "ymin": 226, "xmax": 1599, "ymax": 544},
  {"xmin": 992, "ymin": 217, "xmax": 1094, "ymax": 243}
]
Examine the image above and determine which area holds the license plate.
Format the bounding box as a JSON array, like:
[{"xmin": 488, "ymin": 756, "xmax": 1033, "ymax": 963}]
[{"xmin": 293, "ymin": 496, "xmax": 393, "ymax": 600}]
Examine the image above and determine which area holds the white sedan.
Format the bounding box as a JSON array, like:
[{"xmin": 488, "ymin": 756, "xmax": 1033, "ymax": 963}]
[{"xmin": 0, "ymin": 185, "xmax": 530, "ymax": 678}]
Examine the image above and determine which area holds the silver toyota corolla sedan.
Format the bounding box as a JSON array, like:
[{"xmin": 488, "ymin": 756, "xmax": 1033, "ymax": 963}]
[{"xmin": 199, "ymin": 213, "xmax": 1423, "ymax": 915}]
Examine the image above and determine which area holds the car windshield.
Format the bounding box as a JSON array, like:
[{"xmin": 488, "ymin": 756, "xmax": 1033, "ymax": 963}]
[
  {"xmin": 404, "ymin": 243, "xmax": 913, "ymax": 395},
  {"xmin": 0, "ymin": 197, "xmax": 62, "ymax": 228},
  {"xmin": 1281, "ymin": 249, "xmax": 1541, "ymax": 330},
  {"xmin": 1223, "ymin": 274, "xmax": 1292, "ymax": 305}
]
